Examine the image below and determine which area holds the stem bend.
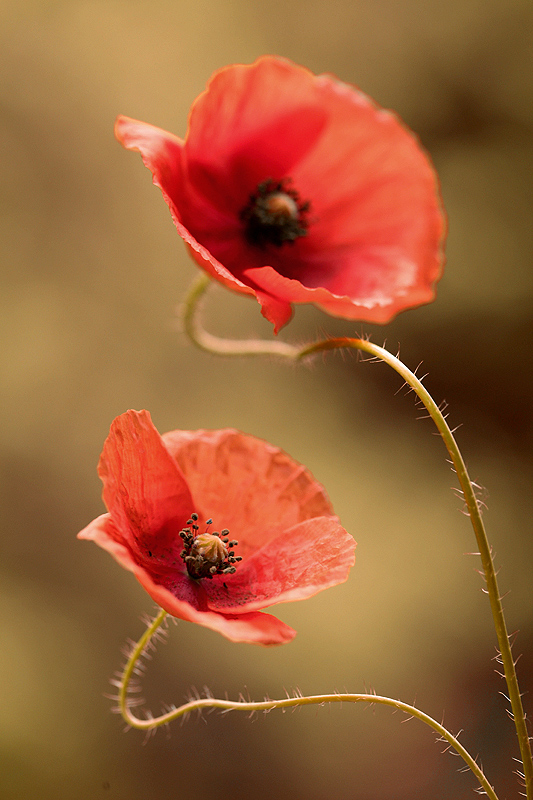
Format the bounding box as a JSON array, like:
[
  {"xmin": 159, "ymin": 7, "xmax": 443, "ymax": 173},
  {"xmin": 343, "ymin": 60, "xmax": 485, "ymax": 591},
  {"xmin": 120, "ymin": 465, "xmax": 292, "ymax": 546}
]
[
  {"xmin": 116, "ymin": 609, "xmax": 499, "ymax": 800},
  {"xmin": 180, "ymin": 275, "xmax": 532, "ymax": 797}
]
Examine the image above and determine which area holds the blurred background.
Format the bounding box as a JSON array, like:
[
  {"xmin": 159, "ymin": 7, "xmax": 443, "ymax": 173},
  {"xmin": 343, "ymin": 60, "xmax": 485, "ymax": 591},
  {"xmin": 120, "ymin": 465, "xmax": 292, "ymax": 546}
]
[{"xmin": 1, "ymin": 1, "xmax": 532, "ymax": 798}]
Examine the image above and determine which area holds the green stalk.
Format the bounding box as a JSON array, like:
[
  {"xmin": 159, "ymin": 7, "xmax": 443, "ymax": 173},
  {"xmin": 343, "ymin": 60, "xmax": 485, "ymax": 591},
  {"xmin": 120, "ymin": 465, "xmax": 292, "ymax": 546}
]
[
  {"xmin": 116, "ymin": 609, "xmax": 499, "ymax": 800},
  {"xmin": 298, "ymin": 337, "xmax": 532, "ymax": 799},
  {"xmin": 180, "ymin": 275, "xmax": 532, "ymax": 796}
]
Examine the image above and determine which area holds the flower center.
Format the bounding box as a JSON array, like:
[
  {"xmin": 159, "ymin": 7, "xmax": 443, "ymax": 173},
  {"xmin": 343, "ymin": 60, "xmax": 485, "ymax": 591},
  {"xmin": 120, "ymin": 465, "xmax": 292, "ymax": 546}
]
[
  {"xmin": 179, "ymin": 513, "xmax": 242, "ymax": 580},
  {"xmin": 240, "ymin": 178, "xmax": 311, "ymax": 248}
]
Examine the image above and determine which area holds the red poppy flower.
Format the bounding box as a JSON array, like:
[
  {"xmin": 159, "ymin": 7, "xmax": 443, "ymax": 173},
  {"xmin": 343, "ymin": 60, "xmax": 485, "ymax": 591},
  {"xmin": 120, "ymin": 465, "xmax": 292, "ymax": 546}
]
[
  {"xmin": 115, "ymin": 56, "xmax": 445, "ymax": 333},
  {"xmin": 78, "ymin": 410, "xmax": 356, "ymax": 645}
]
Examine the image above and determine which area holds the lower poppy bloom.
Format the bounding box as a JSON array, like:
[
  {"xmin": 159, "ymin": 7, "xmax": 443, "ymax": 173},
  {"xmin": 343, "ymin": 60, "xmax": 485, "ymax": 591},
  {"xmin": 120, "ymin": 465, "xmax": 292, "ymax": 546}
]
[
  {"xmin": 78, "ymin": 410, "xmax": 356, "ymax": 645},
  {"xmin": 115, "ymin": 56, "xmax": 445, "ymax": 332}
]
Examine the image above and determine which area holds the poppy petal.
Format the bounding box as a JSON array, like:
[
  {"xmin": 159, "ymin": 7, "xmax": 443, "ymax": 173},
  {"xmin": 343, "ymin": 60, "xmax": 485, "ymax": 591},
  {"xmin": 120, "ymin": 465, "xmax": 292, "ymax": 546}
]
[
  {"xmin": 245, "ymin": 257, "xmax": 434, "ymax": 324},
  {"xmin": 78, "ymin": 514, "xmax": 295, "ymax": 645},
  {"xmin": 115, "ymin": 115, "xmax": 185, "ymax": 212},
  {"xmin": 78, "ymin": 512, "xmax": 137, "ymax": 571},
  {"xmin": 161, "ymin": 427, "xmax": 335, "ymax": 555},
  {"xmin": 98, "ymin": 410, "xmax": 194, "ymax": 567},
  {"xmin": 134, "ymin": 565, "xmax": 296, "ymax": 645},
  {"xmin": 184, "ymin": 57, "xmax": 328, "ymax": 206},
  {"xmin": 202, "ymin": 516, "xmax": 356, "ymax": 613},
  {"xmin": 116, "ymin": 115, "xmax": 258, "ymax": 300},
  {"xmin": 254, "ymin": 289, "xmax": 294, "ymax": 332}
]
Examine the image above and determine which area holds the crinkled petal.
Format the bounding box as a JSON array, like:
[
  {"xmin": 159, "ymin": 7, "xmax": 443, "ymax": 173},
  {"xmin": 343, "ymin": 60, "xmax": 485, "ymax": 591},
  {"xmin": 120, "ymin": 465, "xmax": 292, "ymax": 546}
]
[
  {"xmin": 161, "ymin": 428, "xmax": 335, "ymax": 556},
  {"xmin": 254, "ymin": 289, "xmax": 293, "ymax": 332},
  {"xmin": 203, "ymin": 516, "xmax": 356, "ymax": 613},
  {"xmin": 80, "ymin": 412, "xmax": 357, "ymax": 646},
  {"xmin": 98, "ymin": 410, "xmax": 194, "ymax": 568},
  {"xmin": 77, "ymin": 513, "xmax": 294, "ymax": 645}
]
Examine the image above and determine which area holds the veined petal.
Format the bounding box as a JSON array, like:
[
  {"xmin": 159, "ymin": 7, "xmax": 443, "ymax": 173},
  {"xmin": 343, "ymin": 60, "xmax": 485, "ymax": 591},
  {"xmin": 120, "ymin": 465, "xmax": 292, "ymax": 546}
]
[
  {"xmin": 78, "ymin": 514, "xmax": 294, "ymax": 645},
  {"xmin": 98, "ymin": 410, "xmax": 194, "ymax": 568},
  {"xmin": 203, "ymin": 516, "xmax": 356, "ymax": 613},
  {"xmin": 161, "ymin": 427, "xmax": 335, "ymax": 556}
]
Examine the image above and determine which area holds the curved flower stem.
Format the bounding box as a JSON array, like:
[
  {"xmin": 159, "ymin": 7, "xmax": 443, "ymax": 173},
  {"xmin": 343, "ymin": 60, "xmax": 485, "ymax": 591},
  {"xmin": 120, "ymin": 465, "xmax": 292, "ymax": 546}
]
[
  {"xmin": 181, "ymin": 277, "xmax": 533, "ymax": 798},
  {"xmin": 118, "ymin": 607, "xmax": 169, "ymax": 722},
  {"xmin": 117, "ymin": 609, "xmax": 499, "ymax": 800},
  {"xmin": 298, "ymin": 338, "xmax": 532, "ymax": 800},
  {"xmin": 181, "ymin": 273, "xmax": 300, "ymax": 358}
]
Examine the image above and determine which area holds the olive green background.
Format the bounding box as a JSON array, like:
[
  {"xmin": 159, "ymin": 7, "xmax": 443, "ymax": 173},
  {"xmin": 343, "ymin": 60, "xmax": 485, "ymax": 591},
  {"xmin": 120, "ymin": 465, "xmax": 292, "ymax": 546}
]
[{"xmin": 1, "ymin": 1, "xmax": 532, "ymax": 798}]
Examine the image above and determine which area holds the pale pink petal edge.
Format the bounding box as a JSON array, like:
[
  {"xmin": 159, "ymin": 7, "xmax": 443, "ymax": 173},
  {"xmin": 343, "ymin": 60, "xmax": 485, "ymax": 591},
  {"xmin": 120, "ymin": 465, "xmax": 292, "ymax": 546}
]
[{"xmin": 245, "ymin": 266, "xmax": 438, "ymax": 325}]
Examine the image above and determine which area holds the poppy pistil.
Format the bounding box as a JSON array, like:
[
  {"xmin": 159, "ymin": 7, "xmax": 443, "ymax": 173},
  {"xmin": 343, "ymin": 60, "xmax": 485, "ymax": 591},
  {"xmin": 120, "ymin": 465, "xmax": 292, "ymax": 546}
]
[
  {"xmin": 240, "ymin": 178, "xmax": 311, "ymax": 248},
  {"xmin": 180, "ymin": 513, "xmax": 242, "ymax": 580}
]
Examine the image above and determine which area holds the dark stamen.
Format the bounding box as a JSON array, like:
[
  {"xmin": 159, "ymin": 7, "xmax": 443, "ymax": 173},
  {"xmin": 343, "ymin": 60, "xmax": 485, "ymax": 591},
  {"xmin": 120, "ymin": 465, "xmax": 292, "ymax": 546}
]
[
  {"xmin": 240, "ymin": 178, "xmax": 311, "ymax": 248},
  {"xmin": 179, "ymin": 513, "xmax": 242, "ymax": 580}
]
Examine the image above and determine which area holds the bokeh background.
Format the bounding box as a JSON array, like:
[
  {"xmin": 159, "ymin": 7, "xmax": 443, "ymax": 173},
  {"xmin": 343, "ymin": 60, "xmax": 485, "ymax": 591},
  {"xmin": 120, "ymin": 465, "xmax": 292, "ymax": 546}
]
[{"xmin": 1, "ymin": 1, "xmax": 532, "ymax": 798}]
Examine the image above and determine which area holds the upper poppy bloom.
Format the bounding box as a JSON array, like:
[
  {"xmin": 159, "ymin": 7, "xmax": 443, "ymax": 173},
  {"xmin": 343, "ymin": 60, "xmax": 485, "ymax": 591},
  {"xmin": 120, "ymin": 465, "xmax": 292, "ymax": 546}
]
[
  {"xmin": 115, "ymin": 56, "xmax": 445, "ymax": 333},
  {"xmin": 78, "ymin": 410, "xmax": 356, "ymax": 645}
]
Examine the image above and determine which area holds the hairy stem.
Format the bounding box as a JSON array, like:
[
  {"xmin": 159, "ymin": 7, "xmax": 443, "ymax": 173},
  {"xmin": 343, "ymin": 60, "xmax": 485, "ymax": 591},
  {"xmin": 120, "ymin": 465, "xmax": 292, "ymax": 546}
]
[
  {"xmin": 117, "ymin": 610, "xmax": 499, "ymax": 800},
  {"xmin": 299, "ymin": 337, "xmax": 532, "ymax": 799},
  {"xmin": 181, "ymin": 275, "xmax": 532, "ymax": 797}
]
